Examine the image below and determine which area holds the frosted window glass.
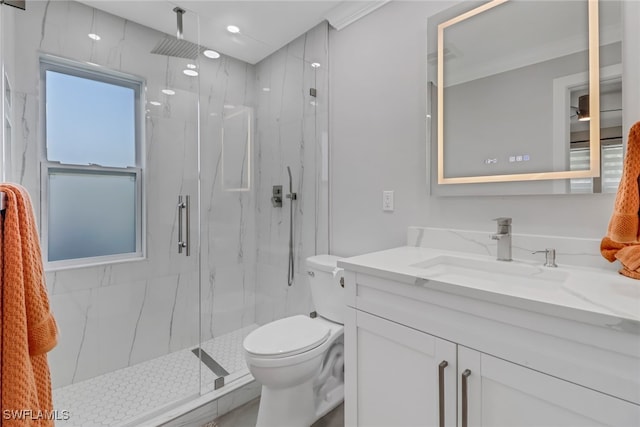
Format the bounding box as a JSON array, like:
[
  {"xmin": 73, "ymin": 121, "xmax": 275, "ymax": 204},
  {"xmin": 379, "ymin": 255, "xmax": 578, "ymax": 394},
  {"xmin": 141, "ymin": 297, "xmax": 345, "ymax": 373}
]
[
  {"xmin": 48, "ymin": 170, "xmax": 136, "ymax": 262},
  {"xmin": 45, "ymin": 70, "xmax": 136, "ymax": 167}
]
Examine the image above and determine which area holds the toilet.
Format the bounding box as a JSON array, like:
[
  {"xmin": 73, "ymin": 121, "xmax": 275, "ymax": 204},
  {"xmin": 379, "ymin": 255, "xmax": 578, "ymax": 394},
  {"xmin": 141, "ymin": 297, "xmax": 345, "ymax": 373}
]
[{"xmin": 243, "ymin": 255, "xmax": 345, "ymax": 427}]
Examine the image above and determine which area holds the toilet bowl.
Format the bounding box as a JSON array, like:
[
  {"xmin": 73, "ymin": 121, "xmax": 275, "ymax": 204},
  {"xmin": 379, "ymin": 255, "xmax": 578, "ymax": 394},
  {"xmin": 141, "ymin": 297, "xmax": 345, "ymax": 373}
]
[{"xmin": 243, "ymin": 255, "xmax": 345, "ymax": 427}]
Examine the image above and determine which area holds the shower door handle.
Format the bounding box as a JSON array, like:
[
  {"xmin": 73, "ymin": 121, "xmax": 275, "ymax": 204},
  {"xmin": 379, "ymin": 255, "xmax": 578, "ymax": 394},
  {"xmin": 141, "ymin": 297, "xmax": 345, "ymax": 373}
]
[{"xmin": 177, "ymin": 195, "xmax": 190, "ymax": 256}]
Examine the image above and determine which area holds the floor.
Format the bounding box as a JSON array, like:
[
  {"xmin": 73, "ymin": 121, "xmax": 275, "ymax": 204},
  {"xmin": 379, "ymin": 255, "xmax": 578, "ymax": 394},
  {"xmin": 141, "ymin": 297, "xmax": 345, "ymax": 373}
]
[
  {"xmin": 53, "ymin": 325, "xmax": 258, "ymax": 427},
  {"xmin": 208, "ymin": 398, "xmax": 345, "ymax": 427}
]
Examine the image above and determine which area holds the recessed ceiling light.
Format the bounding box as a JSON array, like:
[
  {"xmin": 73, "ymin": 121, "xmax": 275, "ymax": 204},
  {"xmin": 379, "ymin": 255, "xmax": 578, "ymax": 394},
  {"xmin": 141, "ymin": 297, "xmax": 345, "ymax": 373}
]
[
  {"xmin": 311, "ymin": 62, "xmax": 321, "ymax": 68},
  {"xmin": 162, "ymin": 89, "xmax": 176, "ymax": 96},
  {"xmin": 227, "ymin": 25, "xmax": 240, "ymax": 34},
  {"xmin": 186, "ymin": 63, "xmax": 197, "ymax": 69},
  {"xmin": 88, "ymin": 33, "xmax": 101, "ymax": 41},
  {"xmin": 183, "ymin": 69, "xmax": 199, "ymax": 77},
  {"xmin": 203, "ymin": 50, "xmax": 220, "ymax": 59},
  {"xmin": 149, "ymin": 101, "xmax": 162, "ymax": 106},
  {"xmin": 223, "ymin": 104, "xmax": 235, "ymax": 109},
  {"xmin": 262, "ymin": 87, "xmax": 271, "ymax": 92}
]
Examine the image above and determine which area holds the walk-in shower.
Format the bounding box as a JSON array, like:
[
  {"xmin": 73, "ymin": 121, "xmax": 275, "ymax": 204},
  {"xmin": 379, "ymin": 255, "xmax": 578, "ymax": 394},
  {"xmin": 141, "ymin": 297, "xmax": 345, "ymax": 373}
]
[{"xmin": 1, "ymin": 1, "xmax": 329, "ymax": 425}]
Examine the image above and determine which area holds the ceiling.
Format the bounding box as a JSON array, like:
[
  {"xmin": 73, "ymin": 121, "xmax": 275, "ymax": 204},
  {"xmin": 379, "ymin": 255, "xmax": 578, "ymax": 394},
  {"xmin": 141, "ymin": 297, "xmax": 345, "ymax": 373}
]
[{"xmin": 81, "ymin": 1, "xmax": 389, "ymax": 64}]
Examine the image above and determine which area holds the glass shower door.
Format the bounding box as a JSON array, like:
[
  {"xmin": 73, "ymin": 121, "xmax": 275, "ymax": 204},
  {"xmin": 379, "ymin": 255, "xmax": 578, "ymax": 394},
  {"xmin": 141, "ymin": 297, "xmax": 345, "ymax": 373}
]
[
  {"xmin": 198, "ymin": 21, "xmax": 330, "ymax": 399},
  {"xmin": 6, "ymin": 1, "xmax": 203, "ymax": 425}
]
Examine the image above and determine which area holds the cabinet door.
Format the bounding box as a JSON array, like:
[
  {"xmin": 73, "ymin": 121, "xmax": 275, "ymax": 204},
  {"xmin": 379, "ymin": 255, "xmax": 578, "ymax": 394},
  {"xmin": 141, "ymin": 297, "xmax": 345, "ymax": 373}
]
[
  {"xmin": 347, "ymin": 309, "xmax": 457, "ymax": 427},
  {"xmin": 458, "ymin": 346, "xmax": 640, "ymax": 427}
]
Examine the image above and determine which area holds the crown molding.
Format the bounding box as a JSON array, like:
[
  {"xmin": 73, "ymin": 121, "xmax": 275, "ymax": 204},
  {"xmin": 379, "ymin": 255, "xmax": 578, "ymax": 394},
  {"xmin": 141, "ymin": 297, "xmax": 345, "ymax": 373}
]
[{"xmin": 324, "ymin": 1, "xmax": 391, "ymax": 31}]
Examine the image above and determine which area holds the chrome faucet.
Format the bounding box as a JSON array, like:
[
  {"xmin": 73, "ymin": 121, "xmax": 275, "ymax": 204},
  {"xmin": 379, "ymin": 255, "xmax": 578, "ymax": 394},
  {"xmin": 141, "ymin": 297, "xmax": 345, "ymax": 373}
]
[{"xmin": 491, "ymin": 217, "xmax": 512, "ymax": 261}]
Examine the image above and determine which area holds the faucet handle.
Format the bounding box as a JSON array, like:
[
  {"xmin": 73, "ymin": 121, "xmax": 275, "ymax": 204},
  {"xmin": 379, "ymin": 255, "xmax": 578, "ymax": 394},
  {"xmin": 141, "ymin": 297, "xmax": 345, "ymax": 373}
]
[
  {"xmin": 532, "ymin": 248, "xmax": 557, "ymax": 268},
  {"xmin": 493, "ymin": 217, "xmax": 512, "ymax": 226}
]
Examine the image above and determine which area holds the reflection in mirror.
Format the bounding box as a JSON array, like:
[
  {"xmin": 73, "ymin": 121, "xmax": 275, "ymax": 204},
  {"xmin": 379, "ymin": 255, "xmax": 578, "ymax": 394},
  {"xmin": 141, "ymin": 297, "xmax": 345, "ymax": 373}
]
[
  {"xmin": 568, "ymin": 72, "xmax": 622, "ymax": 193},
  {"xmin": 428, "ymin": 0, "xmax": 623, "ymax": 195}
]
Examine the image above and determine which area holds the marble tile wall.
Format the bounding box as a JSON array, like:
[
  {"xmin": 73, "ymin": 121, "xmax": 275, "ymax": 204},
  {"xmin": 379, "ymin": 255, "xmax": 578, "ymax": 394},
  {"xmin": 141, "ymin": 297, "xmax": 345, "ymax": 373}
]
[
  {"xmin": 198, "ymin": 23, "xmax": 330, "ymax": 342},
  {"xmin": 9, "ymin": 0, "xmax": 329, "ymax": 391},
  {"xmin": 252, "ymin": 23, "xmax": 330, "ymax": 326}
]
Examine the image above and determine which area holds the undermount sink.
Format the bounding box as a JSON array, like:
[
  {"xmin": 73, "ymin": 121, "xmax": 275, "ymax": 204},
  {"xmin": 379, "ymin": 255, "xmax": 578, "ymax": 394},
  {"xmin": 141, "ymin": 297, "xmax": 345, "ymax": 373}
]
[{"xmin": 410, "ymin": 255, "xmax": 568, "ymax": 290}]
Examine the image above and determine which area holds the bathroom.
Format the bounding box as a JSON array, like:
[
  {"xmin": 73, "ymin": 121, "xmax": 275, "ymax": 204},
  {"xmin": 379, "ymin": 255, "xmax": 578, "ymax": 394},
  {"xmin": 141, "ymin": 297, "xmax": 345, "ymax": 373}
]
[{"xmin": 0, "ymin": 0, "xmax": 638, "ymax": 426}]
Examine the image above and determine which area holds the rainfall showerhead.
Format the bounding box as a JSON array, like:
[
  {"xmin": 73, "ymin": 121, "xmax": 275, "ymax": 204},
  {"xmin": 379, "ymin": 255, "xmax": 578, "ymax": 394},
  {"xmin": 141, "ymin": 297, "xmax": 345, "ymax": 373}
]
[
  {"xmin": 150, "ymin": 7, "xmax": 204, "ymax": 60},
  {"xmin": 151, "ymin": 38, "xmax": 203, "ymax": 60}
]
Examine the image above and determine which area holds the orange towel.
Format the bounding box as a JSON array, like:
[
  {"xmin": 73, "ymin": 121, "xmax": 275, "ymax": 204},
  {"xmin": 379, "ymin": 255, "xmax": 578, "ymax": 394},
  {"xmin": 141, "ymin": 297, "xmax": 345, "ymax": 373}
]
[
  {"xmin": 601, "ymin": 121, "xmax": 640, "ymax": 279},
  {"xmin": 0, "ymin": 183, "xmax": 58, "ymax": 426}
]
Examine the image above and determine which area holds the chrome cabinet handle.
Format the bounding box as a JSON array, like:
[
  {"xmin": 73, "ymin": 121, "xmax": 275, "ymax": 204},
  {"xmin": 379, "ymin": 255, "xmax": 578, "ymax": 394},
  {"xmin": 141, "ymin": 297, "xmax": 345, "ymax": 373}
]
[
  {"xmin": 177, "ymin": 195, "xmax": 190, "ymax": 256},
  {"xmin": 461, "ymin": 369, "xmax": 471, "ymax": 427},
  {"xmin": 438, "ymin": 361, "xmax": 448, "ymax": 427}
]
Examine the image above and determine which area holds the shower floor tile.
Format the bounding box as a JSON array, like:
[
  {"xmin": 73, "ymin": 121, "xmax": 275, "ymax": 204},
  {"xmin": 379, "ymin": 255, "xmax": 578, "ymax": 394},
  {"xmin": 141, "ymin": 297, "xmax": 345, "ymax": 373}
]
[{"xmin": 53, "ymin": 324, "xmax": 257, "ymax": 427}]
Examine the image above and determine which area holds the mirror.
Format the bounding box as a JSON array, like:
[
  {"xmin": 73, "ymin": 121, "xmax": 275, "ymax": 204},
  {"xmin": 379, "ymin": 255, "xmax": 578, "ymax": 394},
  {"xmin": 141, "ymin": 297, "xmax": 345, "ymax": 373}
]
[{"xmin": 429, "ymin": 0, "xmax": 623, "ymax": 195}]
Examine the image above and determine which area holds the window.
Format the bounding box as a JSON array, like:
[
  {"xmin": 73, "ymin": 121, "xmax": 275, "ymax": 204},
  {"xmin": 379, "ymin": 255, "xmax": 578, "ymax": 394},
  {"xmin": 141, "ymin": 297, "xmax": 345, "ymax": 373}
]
[
  {"xmin": 569, "ymin": 139, "xmax": 623, "ymax": 194},
  {"xmin": 41, "ymin": 58, "xmax": 144, "ymax": 268}
]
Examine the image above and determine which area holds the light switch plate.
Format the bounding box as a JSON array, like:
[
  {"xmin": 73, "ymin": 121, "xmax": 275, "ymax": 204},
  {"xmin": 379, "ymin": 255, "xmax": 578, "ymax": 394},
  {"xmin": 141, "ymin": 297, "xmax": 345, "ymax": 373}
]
[{"xmin": 383, "ymin": 191, "xmax": 394, "ymax": 211}]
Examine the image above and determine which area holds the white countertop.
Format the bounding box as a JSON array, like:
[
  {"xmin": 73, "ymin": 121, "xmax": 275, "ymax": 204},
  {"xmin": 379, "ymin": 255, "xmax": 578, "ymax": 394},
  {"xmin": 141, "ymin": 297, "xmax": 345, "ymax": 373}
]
[{"xmin": 338, "ymin": 246, "xmax": 640, "ymax": 330}]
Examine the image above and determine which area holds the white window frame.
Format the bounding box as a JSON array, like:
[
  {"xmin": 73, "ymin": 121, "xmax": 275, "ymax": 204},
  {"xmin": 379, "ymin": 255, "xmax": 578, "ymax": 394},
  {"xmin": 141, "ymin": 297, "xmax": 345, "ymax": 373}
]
[{"xmin": 40, "ymin": 56, "xmax": 145, "ymax": 271}]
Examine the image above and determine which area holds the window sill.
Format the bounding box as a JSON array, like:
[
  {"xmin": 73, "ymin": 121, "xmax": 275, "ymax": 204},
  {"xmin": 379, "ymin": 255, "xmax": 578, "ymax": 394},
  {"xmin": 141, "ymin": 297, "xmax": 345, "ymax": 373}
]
[{"xmin": 44, "ymin": 252, "xmax": 145, "ymax": 273}]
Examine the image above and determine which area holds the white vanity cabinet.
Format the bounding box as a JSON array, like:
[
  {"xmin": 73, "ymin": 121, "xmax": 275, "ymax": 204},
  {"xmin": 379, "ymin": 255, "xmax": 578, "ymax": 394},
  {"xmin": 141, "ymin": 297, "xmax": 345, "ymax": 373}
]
[
  {"xmin": 346, "ymin": 308, "xmax": 457, "ymax": 427},
  {"xmin": 342, "ymin": 263, "xmax": 640, "ymax": 427},
  {"xmin": 458, "ymin": 346, "xmax": 638, "ymax": 427}
]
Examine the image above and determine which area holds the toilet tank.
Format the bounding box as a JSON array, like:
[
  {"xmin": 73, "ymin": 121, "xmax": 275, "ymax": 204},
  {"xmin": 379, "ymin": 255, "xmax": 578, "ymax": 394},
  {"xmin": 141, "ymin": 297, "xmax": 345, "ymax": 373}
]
[{"xmin": 306, "ymin": 255, "xmax": 344, "ymax": 324}]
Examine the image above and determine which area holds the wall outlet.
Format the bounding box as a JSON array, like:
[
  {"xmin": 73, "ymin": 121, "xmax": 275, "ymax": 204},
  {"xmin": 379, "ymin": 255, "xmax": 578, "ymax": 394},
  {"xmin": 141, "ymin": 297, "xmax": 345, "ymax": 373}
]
[{"xmin": 383, "ymin": 191, "xmax": 394, "ymax": 211}]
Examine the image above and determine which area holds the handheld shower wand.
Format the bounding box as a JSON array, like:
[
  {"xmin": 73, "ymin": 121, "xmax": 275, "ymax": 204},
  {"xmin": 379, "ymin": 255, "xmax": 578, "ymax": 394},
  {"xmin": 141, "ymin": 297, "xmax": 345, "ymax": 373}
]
[
  {"xmin": 286, "ymin": 166, "xmax": 297, "ymax": 286},
  {"xmin": 286, "ymin": 167, "xmax": 296, "ymax": 201}
]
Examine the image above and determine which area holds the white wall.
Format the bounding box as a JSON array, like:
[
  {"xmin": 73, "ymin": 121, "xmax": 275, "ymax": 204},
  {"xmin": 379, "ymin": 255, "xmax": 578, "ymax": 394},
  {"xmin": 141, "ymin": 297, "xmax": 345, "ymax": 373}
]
[{"xmin": 330, "ymin": 0, "xmax": 640, "ymax": 257}]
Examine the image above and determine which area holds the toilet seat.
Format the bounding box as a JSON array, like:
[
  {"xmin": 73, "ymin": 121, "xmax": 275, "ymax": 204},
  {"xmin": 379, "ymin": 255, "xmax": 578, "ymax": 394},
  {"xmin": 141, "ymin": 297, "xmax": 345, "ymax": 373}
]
[{"xmin": 244, "ymin": 315, "xmax": 330, "ymax": 358}]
